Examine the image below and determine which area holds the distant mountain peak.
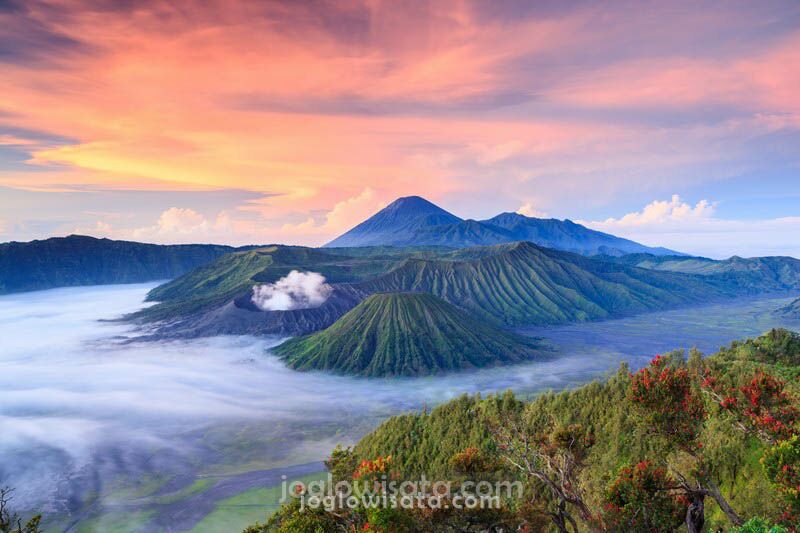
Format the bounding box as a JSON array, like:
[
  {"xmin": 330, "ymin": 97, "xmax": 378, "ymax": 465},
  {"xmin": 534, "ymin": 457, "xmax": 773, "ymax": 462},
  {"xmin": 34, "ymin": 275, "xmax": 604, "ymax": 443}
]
[
  {"xmin": 380, "ymin": 195, "xmax": 457, "ymax": 217},
  {"xmin": 494, "ymin": 211, "xmax": 538, "ymax": 221},
  {"xmin": 325, "ymin": 194, "xmax": 684, "ymax": 256},
  {"xmin": 324, "ymin": 195, "xmax": 461, "ymax": 248},
  {"xmin": 387, "ymin": 195, "xmax": 438, "ymax": 208}
]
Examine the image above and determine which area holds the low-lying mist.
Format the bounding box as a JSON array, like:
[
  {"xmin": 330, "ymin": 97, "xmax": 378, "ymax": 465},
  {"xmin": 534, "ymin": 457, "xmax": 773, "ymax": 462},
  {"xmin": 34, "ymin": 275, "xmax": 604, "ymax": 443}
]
[
  {"xmin": 1, "ymin": 283, "xmax": 797, "ymax": 524},
  {"xmin": 0, "ymin": 283, "xmax": 603, "ymax": 514}
]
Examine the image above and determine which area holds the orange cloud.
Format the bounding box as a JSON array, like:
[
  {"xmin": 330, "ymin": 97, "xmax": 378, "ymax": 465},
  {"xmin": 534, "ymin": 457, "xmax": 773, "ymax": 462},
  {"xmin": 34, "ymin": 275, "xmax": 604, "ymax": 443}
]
[{"xmin": 1, "ymin": 1, "xmax": 799, "ymax": 245}]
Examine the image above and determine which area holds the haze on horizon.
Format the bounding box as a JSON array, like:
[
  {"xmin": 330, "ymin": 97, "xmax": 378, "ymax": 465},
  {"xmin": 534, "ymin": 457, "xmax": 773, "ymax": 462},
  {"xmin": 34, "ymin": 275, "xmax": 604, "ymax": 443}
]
[{"xmin": 1, "ymin": 0, "xmax": 799, "ymax": 258}]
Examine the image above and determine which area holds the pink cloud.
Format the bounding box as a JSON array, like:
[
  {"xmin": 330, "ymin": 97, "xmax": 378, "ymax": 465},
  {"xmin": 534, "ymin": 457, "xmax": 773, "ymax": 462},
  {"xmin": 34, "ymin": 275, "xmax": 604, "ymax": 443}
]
[
  {"xmin": 552, "ymin": 31, "xmax": 800, "ymax": 117},
  {"xmin": 1, "ymin": 1, "xmax": 799, "ymax": 245}
]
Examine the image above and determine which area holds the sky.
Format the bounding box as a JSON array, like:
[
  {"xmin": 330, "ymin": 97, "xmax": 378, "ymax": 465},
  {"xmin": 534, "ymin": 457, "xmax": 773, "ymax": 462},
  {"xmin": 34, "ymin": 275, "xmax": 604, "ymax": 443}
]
[{"xmin": 1, "ymin": 0, "xmax": 799, "ymax": 258}]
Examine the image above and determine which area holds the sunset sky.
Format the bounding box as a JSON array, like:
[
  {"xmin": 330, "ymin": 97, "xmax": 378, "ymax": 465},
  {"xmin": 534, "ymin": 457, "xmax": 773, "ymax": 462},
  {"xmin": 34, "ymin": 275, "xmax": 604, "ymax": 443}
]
[{"xmin": 1, "ymin": 0, "xmax": 799, "ymax": 257}]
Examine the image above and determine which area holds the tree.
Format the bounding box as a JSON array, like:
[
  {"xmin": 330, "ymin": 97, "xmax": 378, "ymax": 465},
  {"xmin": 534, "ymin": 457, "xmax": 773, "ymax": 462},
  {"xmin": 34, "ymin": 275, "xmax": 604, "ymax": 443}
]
[
  {"xmin": 702, "ymin": 370, "xmax": 799, "ymax": 444},
  {"xmin": 629, "ymin": 355, "xmax": 743, "ymax": 531},
  {"xmin": 449, "ymin": 446, "xmax": 499, "ymax": 477},
  {"xmin": 489, "ymin": 416, "xmax": 593, "ymax": 533},
  {"xmin": 761, "ymin": 435, "xmax": 800, "ymax": 522},
  {"xmin": 703, "ymin": 367, "xmax": 800, "ymax": 524},
  {"xmin": 0, "ymin": 488, "xmax": 41, "ymax": 533},
  {"xmin": 595, "ymin": 461, "xmax": 685, "ymax": 532}
]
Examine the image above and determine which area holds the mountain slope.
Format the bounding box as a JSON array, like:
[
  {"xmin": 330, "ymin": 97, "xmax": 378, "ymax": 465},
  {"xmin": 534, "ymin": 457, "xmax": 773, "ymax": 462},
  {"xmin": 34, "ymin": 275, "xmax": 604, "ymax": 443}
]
[
  {"xmin": 777, "ymin": 298, "xmax": 800, "ymax": 318},
  {"xmin": 132, "ymin": 245, "xmax": 400, "ymax": 322},
  {"xmin": 0, "ymin": 235, "xmax": 235, "ymax": 295},
  {"xmin": 361, "ymin": 242, "xmax": 724, "ymax": 326},
  {"xmin": 604, "ymin": 253, "xmax": 800, "ymax": 293},
  {"xmin": 481, "ymin": 212, "xmax": 680, "ymax": 256},
  {"xmin": 273, "ymin": 292, "xmax": 544, "ymax": 377},
  {"xmin": 325, "ymin": 195, "xmax": 681, "ymax": 255},
  {"xmin": 133, "ymin": 241, "xmax": 800, "ymax": 340},
  {"xmin": 134, "ymin": 240, "xmax": 794, "ymax": 339},
  {"xmin": 324, "ymin": 196, "xmax": 461, "ymax": 247},
  {"xmin": 408, "ymin": 219, "xmax": 513, "ymax": 247}
]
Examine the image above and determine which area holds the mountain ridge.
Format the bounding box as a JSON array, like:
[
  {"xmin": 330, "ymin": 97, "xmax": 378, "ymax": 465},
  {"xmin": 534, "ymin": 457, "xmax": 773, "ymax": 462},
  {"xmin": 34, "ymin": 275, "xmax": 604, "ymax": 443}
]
[
  {"xmin": 0, "ymin": 234, "xmax": 238, "ymax": 295},
  {"xmin": 130, "ymin": 240, "xmax": 791, "ymax": 341},
  {"xmin": 360, "ymin": 240, "xmax": 723, "ymax": 326},
  {"xmin": 324, "ymin": 195, "xmax": 683, "ymax": 256}
]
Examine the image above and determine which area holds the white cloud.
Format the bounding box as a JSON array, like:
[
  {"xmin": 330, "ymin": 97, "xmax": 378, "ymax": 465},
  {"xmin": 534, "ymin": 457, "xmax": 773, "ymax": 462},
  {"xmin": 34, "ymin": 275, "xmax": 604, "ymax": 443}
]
[
  {"xmin": 153, "ymin": 207, "xmax": 209, "ymax": 234},
  {"xmin": 251, "ymin": 270, "xmax": 332, "ymax": 311},
  {"xmin": 517, "ymin": 202, "xmax": 548, "ymax": 218},
  {"xmin": 583, "ymin": 195, "xmax": 800, "ymax": 259},
  {"xmin": 123, "ymin": 207, "xmax": 234, "ymax": 243},
  {"xmin": 63, "ymin": 189, "xmax": 387, "ymax": 246},
  {"xmin": 594, "ymin": 195, "xmax": 715, "ymax": 228},
  {"xmin": 276, "ymin": 188, "xmax": 387, "ymax": 245},
  {"xmin": 71, "ymin": 220, "xmax": 114, "ymax": 238}
]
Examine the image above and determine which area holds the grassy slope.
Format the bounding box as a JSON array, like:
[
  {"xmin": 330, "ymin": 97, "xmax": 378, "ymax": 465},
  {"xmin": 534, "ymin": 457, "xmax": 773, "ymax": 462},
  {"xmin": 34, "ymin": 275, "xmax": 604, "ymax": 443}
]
[
  {"xmin": 135, "ymin": 241, "xmax": 800, "ymax": 329},
  {"xmin": 133, "ymin": 246, "xmax": 407, "ymax": 322},
  {"xmin": 274, "ymin": 292, "xmax": 544, "ymax": 377},
  {"xmin": 362, "ymin": 241, "xmax": 723, "ymax": 326},
  {"xmin": 191, "ymin": 472, "xmax": 326, "ymax": 533},
  {"xmin": 606, "ymin": 253, "xmax": 800, "ymax": 292},
  {"xmin": 352, "ymin": 329, "xmax": 800, "ymax": 529}
]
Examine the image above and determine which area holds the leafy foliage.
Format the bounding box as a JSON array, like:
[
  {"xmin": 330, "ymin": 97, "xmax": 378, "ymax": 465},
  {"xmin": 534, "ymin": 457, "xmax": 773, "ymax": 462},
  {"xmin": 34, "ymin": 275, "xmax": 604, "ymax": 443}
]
[
  {"xmin": 629, "ymin": 355, "xmax": 705, "ymax": 450},
  {"xmin": 252, "ymin": 329, "xmax": 800, "ymax": 532},
  {"xmin": 595, "ymin": 461, "xmax": 685, "ymax": 532},
  {"xmin": 762, "ymin": 435, "xmax": 800, "ymax": 516},
  {"xmin": 730, "ymin": 517, "xmax": 790, "ymax": 533}
]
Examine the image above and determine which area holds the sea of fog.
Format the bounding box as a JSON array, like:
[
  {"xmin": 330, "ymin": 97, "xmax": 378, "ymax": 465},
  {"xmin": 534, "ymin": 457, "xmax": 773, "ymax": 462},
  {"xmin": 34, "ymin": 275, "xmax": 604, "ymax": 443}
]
[{"xmin": 1, "ymin": 283, "xmax": 799, "ymax": 530}]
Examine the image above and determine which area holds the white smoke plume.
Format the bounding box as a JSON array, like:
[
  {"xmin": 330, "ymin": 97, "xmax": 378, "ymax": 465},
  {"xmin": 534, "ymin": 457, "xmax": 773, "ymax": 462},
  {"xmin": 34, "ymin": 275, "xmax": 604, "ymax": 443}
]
[{"xmin": 251, "ymin": 270, "xmax": 332, "ymax": 311}]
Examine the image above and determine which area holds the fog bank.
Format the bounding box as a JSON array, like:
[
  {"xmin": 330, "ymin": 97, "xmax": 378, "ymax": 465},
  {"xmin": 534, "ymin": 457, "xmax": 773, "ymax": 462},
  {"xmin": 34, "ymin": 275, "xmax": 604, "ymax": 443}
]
[{"xmin": 1, "ymin": 283, "xmax": 798, "ymax": 526}]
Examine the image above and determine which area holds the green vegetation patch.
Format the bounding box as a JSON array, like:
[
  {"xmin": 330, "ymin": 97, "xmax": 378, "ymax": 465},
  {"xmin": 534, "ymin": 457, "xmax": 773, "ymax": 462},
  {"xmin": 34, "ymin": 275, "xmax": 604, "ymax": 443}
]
[
  {"xmin": 274, "ymin": 292, "xmax": 545, "ymax": 377},
  {"xmin": 191, "ymin": 472, "xmax": 326, "ymax": 533}
]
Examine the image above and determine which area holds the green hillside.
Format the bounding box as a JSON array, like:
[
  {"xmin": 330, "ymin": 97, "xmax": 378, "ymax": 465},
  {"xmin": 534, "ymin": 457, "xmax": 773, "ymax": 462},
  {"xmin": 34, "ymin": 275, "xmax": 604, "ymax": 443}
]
[
  {"xmin": 362, "ymin": 241, "xmax": 723, "ymax": 326},
  {"xmin": 0, "ymin": 235, "xmax": 234, "ymax": 295},
  {"xmin": 273, "ymin": 292, "xmax": 544, "ymax": 377},
  {"xmin": 133, "ymin": 246, "xmax": 404, "ymax": 322},
  {"xmin": 605, "ymin": 253, "xmax": 800, "ymax": 292},
  {"xmin": 133, "ymin": 241, "xmax": 800, "ymax": 336},
  {"xmin": 259, "ymin": 329, "xmax": 800, "ymax": 532}
]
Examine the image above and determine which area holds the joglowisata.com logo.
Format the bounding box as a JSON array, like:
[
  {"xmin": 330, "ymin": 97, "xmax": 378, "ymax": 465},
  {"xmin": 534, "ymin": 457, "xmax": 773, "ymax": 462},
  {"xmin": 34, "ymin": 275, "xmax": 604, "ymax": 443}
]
[{"xmin": 280, "ymin": 474, "xmax": 524, "ymax": 512}]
